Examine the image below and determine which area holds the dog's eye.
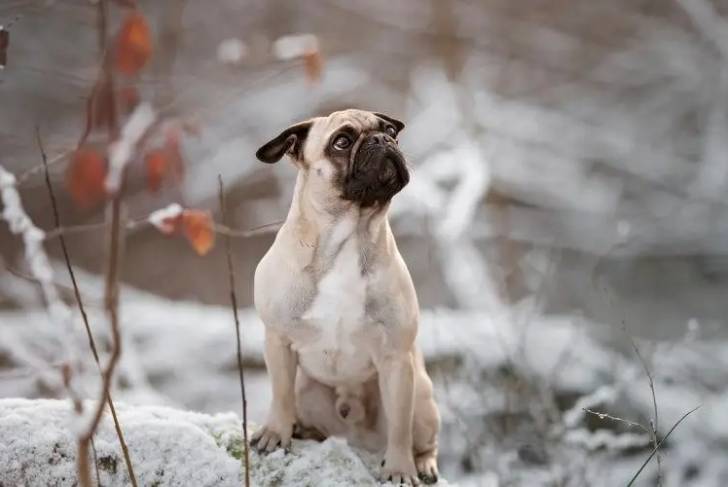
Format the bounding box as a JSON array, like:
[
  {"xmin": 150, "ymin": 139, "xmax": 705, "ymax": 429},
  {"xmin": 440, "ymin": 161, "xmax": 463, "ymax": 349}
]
[
  {"xmin": 332, "ymin": 135, "xmax": 352, "ymax": 150},
  {"xmin": 385, "ymin": 126, "xmax": 397, "ymax": 138}
]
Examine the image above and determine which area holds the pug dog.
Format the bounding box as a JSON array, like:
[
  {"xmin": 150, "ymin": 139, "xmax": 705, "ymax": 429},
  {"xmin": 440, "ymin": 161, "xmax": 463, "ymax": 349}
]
[{"xmin": 251, "ymin": 109, "xmax": 440, "ymax": 485}]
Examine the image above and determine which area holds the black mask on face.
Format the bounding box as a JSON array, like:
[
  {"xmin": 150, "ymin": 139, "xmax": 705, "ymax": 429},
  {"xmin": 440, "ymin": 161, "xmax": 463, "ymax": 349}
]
[{"xmin": 340, "ymin": 132, "xmax": 409, "ymax": 208}]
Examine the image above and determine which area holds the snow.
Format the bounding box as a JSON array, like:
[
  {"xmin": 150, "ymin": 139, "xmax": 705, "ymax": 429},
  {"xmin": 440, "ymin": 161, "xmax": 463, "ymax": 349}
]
[
  {"xmin": 0, "ymin": 398, "xmax": 448, "ymax": 486},
  {"xmin": 217, "ymin": 38, "xmax": 247, "ymax": 66},
  {"xmin": 3, "ymin": 264, "xmax": 728, "ymax": 484},
  {"xmin": 106, "ymin": 102, "xmax": 157, "ymax": 194},
  {"xmin": 147, "ymin": 203, "xmax": 183, "ymax": 235}
]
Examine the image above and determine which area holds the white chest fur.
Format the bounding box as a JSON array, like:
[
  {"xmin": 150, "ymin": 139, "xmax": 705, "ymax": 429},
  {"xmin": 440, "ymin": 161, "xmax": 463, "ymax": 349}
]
[{"xmin": 296, "ymin": 219, "xmax": 375, "ymax": 385}]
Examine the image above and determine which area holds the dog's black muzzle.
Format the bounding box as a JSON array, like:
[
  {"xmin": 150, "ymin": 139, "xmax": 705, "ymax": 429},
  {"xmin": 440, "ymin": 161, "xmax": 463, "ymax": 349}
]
[{"xmin": 342, "ymin": 133, "xmax": 409, "ymax": 207}]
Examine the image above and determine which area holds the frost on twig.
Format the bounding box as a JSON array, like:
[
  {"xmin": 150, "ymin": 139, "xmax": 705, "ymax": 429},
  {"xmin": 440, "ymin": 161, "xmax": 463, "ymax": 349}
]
[
  {"xmin": 147, "ymin": 202, "xmax": 183, "ymax": 235},
  {"xmin": 0, "ymin": 165, "xmax": 83, "ymax": 402},
  {"xmin": 562, "ymin": 385, "xmax": 618, "ymax": 428},
  {"xmin": 106, "ymin": 102, "xmax": 156, "ymax": 194}
]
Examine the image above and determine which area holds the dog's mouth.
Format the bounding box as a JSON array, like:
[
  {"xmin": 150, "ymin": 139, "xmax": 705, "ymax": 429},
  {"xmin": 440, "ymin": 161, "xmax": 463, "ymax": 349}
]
[{"xmin": 341, "ymin": 135, "xmax": 409, "ymax": 207}]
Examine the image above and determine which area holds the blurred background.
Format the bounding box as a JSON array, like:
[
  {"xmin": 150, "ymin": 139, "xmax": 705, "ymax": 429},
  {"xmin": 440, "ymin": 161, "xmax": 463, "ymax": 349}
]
[{"xmin": 2, "ymin": 0, "xmax": 728, "ymax": 485}]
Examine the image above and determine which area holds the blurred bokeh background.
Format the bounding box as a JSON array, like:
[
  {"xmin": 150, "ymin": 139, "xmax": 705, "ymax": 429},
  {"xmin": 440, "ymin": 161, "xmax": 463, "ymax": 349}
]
[{"xmin": 2, "ymin": 0, "xmax": 728, "ymax": 485}]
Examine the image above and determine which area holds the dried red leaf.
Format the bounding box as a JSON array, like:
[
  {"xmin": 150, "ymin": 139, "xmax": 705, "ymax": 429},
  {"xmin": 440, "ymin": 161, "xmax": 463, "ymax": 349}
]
[
  {"xmin": 114, "ymin": 12, "xmax": 152, "ymax": 75},
  {"xmin": 303, "ymin": 49, "xmax": 323, "ymax": 84},
  {"xmin": 164, "ymin": 129, "xmax": 185, "ymax": 181},
  {"xmin": 144, "ymin": 148, "xmax": 167, "ymax": 192},
  {"xmin": 66, "ymin": 147, "xmax": 107, "ymax": 209},
  {"xmin": 143, "ymin": 129, "xmax": 184, "ymax": 192},
  {"xmin": 0, "ymin": 28, "xmax": 8, "ymax": 69},
  {"xmin": 181, "ymin": 209, "xmax": 215, "ymax": 255}
]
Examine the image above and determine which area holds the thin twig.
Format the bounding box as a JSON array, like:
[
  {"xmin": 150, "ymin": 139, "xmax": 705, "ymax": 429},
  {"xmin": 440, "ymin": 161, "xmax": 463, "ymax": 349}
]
[
  {"xmin": 44, "ymin": 222, "xmax": 111, "ymax": 240},
  {"xmin": 581, "ymin": 408, "xmax": 650, "ymax": 433},
  {"xmin": 218, "ymin": 175, "xmax": 250, "ymax": 487},
  {"xmin": 37, "ymin": 126, "xmax": 137, "ymax": 487},
  {"xmin": 626, "ymin": 405, "xmax": 701, "ymax": 487},
  {"xmin": 36, "ymin": 125, "xmax": 101, "ymax": 487},
  {"xmin": 625, "ymin": 329, "xmax": 662, "ymax": 486},
  {"xmin": 42, "ymin": 217, "xmax": 283, "ymax": 241},
  {"xmin": 214, "ymin": 220, "xmax": 284, "ymax": 238},
  {"xmin": 15, "ymin": 149, "xmax": 71, "ymax": 186},
  {"xmin": 91, "ymin": 444, "xmax": 101, "ymax": 487}
]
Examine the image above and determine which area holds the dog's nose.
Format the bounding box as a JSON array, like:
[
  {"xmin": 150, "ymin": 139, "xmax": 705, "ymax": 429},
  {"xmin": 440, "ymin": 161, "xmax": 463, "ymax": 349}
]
[
  {"xmin": 338, "ymin": 403, "xmax": 351, "ymax": 419},
  {"xmin": 368, "ymin": 134, "xmax": 389, "ymax": 146}
]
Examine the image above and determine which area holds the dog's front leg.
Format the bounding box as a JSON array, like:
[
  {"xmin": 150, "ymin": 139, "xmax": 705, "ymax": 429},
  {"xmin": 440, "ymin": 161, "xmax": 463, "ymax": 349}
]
[
  {"xmin": 252, "ymin": 328, "xmax": 297, "ymax": 452},
  {"xmin": 378, "ymin": 352, "xmax": 420, "ymax": 485}
]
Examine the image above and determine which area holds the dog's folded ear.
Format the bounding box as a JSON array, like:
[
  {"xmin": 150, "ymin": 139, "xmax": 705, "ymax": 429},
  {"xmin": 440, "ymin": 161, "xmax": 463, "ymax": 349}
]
[
  {"xmin": 373, "ymin": 112, "xmax": 405, "ymax": 133},
  {"xmin": 256, "ymin": 120, "xmax": 313, "ymax": 164}
]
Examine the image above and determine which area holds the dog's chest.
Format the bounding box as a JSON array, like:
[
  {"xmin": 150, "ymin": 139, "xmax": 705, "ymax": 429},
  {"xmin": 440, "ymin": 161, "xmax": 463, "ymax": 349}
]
[{"xmin": 294, "ymin": 233, "xmax": 375, "ymax": 385}]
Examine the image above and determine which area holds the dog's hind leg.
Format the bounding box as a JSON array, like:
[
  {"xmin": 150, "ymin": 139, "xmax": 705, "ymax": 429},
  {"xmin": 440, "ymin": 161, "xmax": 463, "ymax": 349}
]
[{"xmin": 294, "ymin": 368, "xmax": 347, "ymax": 439}]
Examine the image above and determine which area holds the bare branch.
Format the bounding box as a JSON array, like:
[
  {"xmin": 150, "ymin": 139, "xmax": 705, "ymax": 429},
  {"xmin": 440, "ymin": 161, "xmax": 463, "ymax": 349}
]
[
  {"xmin": 218, "ymin": 175, "xmax": 250, "ymax": 487},
  {"xmin": 214, "ymin": 220, "xmax": 283, "ymax": 238},
  {"xmin": 15, "ymin": 149, "xmax": 72, "ymax": 186},
  {"xmin": 42, "ymin": 216, "xmax": 283, "ymax": 241}
]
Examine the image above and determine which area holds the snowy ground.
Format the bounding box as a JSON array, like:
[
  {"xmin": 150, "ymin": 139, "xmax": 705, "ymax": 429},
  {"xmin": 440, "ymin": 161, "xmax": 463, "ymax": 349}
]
[
  {"xmin": 0, "ymin": 398, "xmax": 449, "ymax": 486},
  {"xmin": 2, "ymin": 268, "xmax": 728, "ymax": 485}
]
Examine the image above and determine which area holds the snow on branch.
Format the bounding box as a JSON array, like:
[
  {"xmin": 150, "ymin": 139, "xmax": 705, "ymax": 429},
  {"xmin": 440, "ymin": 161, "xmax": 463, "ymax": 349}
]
[
  {"xmin": 106, "ymin": 102, "xmax": 156, "ymax": 194},
  {"xmin": 0, "ymin": 164, "xmax": 82, "ymax": 397}
]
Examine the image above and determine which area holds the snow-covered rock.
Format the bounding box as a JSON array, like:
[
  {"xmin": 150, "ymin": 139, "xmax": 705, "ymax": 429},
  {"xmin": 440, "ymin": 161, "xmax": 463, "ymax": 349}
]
[{"xmin": 0, "ymin": 399, "xmax": 448, "ymax": 486}]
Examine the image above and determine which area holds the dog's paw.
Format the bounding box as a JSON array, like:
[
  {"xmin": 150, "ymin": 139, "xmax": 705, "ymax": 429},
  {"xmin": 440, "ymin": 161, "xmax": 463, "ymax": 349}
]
[
  {"xmin": 251, "ymin": 419, "xmax": 294, "ymax": 453},
  {"xmin": 380, "ymin": 454, "xmax": 420, "ymax": 485},
  {"xmin": 415, "ymin": 452, "xmax": 439, "ymax": 484}
]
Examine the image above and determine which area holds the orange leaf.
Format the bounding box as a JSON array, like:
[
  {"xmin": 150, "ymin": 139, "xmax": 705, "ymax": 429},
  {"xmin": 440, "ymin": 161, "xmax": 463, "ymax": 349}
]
[
  {"xmin": 114, "ymin": 12, "xmax": 152, "ymax": 75},
  {"xmin": 303, "ymin": 49, "xmax": 324, "ymax": 84},
  {"xmin": 144, "ymin": 148, "xmax": 167, "ymax": 192},
  {"xmin": 164, "ymin": 129, "xmax": 185, "ymax": 181},
  {"xmin": 0, "ymin": 27, "xmax": 9, "ymax": 69},
  {"xmin": 66, "ymin": 147, "xmax": 107, "ymax": 209},
  {"xmin": 143, "ymin": 132, "xmax": 184, "ymax": 192},
  {"xmin": 181, "ymin": 209, "xmax": 215, "ymax": 255}
]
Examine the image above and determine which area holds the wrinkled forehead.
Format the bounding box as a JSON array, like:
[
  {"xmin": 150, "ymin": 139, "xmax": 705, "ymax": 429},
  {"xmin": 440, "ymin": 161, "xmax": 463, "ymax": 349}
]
[{"xmin": 310, "ymin": 110, "xmax": 381, "ymax": 142}]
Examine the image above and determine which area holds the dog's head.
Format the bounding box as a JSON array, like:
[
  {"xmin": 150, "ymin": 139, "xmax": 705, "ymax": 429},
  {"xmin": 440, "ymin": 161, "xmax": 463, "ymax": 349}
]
[{"xmin": 256, "ymin": 109, "xmax": 409, "ymax": 208}]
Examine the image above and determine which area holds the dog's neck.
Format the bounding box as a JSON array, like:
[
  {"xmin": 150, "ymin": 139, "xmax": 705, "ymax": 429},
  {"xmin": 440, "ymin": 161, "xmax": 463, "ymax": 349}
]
[{"xmin": 286, "ymin": 171, "xmax": 392, "ymax": 251}]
